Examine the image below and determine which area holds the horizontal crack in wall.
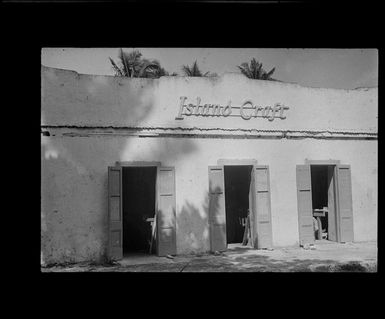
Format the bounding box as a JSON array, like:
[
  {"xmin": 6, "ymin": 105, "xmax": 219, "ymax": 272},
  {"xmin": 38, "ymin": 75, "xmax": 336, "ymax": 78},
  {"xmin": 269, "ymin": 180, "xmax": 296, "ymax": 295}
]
[
  {"xmin": 41, "ymin": 125, "xmax": 377, "ymax": 136},
  {"xmin": 41, "ymin": 128, "xmax": 377, "ymax": 140}
]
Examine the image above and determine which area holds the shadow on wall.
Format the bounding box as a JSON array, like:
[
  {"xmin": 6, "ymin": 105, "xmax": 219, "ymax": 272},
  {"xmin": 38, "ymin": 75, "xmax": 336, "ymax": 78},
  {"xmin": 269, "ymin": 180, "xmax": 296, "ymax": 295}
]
[
  {"xmin": 177, "ymin": 200, "xmax": 209, "ymax": 254},
  {"xmin": 42, "ymin": 72, "xmax": 165, "ymax": 265},
  {"xmin": 42, "ymin": 68, "xmax": 156, "ymax": 127},
  {"xmin": 175, "ymin": 184, "xmax": 225, "ymax": 255},
  {"xmin": 41, "ymin": 70, "xmax": 202, "ymax": 265},
  {"xmin": 205, "ymin": 184, "xmax": 226, "ymax": 252},
  {"xmin": 139, "ymin": 136, "xmax": 198, "ymax": 165}
]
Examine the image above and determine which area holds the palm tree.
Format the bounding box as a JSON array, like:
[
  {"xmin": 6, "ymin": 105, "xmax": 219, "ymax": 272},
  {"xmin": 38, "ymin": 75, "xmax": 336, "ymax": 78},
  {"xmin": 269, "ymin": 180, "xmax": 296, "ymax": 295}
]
[
  {"xmin": 181, "ymin": 60, "xmax": 213, "ymax": 77},
  {"xmin": 152, "ymin": 66, "xmax": 168, "ymax": 78},
  {"xmin": 109, "ymin": 49, "xmax": 163, "ymax": 78},
  {"xmin": 152, "ymin": 67, "xmax": 178, "ymax": 78},
  {"xmin": 238, "ymin": 58, "xmax": 276, "ymax": 81}
]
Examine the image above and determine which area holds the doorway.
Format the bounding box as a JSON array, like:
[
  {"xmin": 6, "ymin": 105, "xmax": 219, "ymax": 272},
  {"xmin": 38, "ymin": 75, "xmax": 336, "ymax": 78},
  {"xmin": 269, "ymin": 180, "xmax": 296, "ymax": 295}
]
[
  {"xmin": 122, "ymin": 166, "xmax": 157, "ymax": 255},
  {"xmin": 310, "ymin": 165, "xmax": 338, "ymax": 242},
  {"xmin": 224, "ymin": 165, "xmax": 253, "ymax": 245}
]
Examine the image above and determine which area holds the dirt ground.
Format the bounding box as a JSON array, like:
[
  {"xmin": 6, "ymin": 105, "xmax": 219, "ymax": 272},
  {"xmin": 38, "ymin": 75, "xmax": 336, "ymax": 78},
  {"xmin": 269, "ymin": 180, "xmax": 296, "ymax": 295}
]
[{"xmin": 41, "ymin": 240, "xmax": 377, "ymax": 272}]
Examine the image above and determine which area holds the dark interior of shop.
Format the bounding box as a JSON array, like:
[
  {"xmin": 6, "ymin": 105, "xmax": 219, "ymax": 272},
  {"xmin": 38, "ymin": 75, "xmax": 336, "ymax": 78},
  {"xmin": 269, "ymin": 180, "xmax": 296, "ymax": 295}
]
[
  {"xmin": 310, "ymin": 165, "xmax": 329, "ymax": 239},
  {"xmin": 122, "ymin": 167, "xmax": 157, "ymax": 254},
  {"xmin": 224, "ymin": 165, "xmax": 252, "ymax": 244}
]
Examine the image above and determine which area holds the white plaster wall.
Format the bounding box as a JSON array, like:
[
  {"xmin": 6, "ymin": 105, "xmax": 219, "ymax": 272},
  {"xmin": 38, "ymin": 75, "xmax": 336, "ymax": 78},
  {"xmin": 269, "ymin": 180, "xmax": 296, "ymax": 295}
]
[
  {"xmin": 41, "ymin": 66, "xmax": 378, "ymax": 264},
  {"xmin": 42, "ymin": 66, "xmax": 378, "ymax": 133},
  {"xmin": 123, "ymin": 137, "xmax": 378, "ymax": 249},
  {"xmin": 41, "ymin": 134, "xmax": 377, "ymax": 264}
]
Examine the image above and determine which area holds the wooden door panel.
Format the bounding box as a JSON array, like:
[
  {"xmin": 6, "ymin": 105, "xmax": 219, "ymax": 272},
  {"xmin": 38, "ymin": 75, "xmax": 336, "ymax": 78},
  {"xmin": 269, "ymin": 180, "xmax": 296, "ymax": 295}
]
[
  {"xmin": 158, "ymin": 196, "xmax": 175, "ymax": 227},
  {"xmin": 108, "ymin": 166, "xmax": 123, "ymax": 260},
  {"xmin": 109, "ymin": 197, "xmax": 121, "ymax": 221},
  {"xmin": 337, "ymin": 165, "xmax": 354, "ymax": 242},
  {"xmin": 208, "ymin": 166, "xmax": 227, "ymax": 252},
  {"xmin": 248, "ymin": 167, "xmax": 256, "ymax": 246},
  {"xmin": 253, "ymin": 166, "xmax": 273, "ymax": 249},
  {"xmin": 296, "ymin": 165, "xmax": 315, "ymax": 246},
  {"xmin": 327, "ymin": 166, "xmax": 337, "ymax": 241},
  {"xmin": 157, "ymin": 167, "xmax": 177, "ymax": 256},
  {"xmin": 256, "ymin": 193, "xmax": 269, "ymax": 216}
]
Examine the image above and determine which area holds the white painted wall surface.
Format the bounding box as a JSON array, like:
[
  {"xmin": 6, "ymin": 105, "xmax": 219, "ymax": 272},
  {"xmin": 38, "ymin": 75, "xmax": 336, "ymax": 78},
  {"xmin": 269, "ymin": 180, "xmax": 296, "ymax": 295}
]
[
  {"xmin": 42, "ymin": 66, "xmax": 377, "ymax": 133},
  {"xmin": 41, "ymin": 66, "xmax": 377, "ymax": 264},
  {"xmin": 41, "ymin": 135, "xmax": 377, "ymax": 263}
]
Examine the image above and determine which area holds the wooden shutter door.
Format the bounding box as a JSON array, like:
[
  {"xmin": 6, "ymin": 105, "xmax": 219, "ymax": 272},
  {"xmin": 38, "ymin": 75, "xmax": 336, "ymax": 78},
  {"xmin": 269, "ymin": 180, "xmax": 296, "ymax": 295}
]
[
  {"xmin": 327, "ymin": 166, "xmax": 337, "ymax": 242},
  {"xmin": 296, "ymin": 165, "xmax": 315, "ymax": 246},
  {"xmin": 108, "ymin": 166, "xmax": 123, "ymax": 260},
  {"xmin": 336, "ymin": 165, "xmax": 354, "ymax": 242},
  {"xmin": 248, "ymin": 169, "xmax": 256, "ymax": 247},
  {"xmin": 252, "ymin": 165, "xmax": 273, "ymax": 249},
  {"xmin": 208, "ymin": 166, "xmax": 227, "ymax": 252},
  {"xmin": 157, "ymin": 167, "xmax": 177, "ymax": 256}
]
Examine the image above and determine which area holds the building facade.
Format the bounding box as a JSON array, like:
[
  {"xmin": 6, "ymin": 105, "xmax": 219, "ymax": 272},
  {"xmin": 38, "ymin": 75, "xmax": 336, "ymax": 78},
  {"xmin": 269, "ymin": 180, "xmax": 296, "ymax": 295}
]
[{"xmin": 41, "ymin": 66, "xmax": 377, "ymax": 265}]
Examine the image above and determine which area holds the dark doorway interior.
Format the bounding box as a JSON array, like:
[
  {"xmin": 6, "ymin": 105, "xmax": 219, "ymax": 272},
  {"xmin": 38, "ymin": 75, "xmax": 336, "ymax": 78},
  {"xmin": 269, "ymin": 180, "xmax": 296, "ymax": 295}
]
[
  {"xmin": 122, "ymin": 167, "xmax": 157, "ymax": 254},
  {"xmin": 224, "ymin": 165, "xmax": 252, "ymax": 244},
  {"xmin": 310, "ymin": 165, "xmax": 330, "ymax": 240}
]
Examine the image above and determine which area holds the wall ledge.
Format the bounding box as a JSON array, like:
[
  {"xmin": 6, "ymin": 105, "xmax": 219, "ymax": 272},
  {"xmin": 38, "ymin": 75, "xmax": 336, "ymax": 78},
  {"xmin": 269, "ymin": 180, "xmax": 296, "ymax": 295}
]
[{"xmin": 41, "ymin": 125, "xmax": 378, "ymax": 140}]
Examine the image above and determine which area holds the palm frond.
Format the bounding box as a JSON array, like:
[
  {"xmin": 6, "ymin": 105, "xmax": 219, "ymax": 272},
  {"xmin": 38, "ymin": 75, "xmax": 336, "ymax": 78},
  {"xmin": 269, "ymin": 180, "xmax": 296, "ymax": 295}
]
[
  {"xmin": 182, "ymin": 60, "xmax": 209, "ymax": 77},
  {"xmin": 238, "ymin": 63, "xmax": 252, "ymax": 78},
  {"xmin": 257, "ymin": 63, "xmax": 263, "ymax": 79},
  {"xmin": 109, "ymin": 57, "xmax": 123, "ymax": 77},
  {"xmin": 182, "ymin": 65, "xmax": 192, "ymax": 76},
  {"xmin": 265, "ymin": 67, "xmax": 275, "ymax": 79},
  {"xmin": 237, "ymin": 65, "xmax": 247, "ymax": 77},
  {"xmin": 112, "ymin": 49, "xmax": 171, "ymax": 78},
  {"xmin": 118, "ymin": 48, "xmax": 130, "ymax": 77},
  {"xmin": 239, "ymin": 58, "xmax": 277, "ymax": 81},
  {"xmin": 192, "ymin": 61, "xmax": 202, "ymax": 76},
  {"xmin": 138, "ymin": 60, "xmax": 160, "ymax": 77},
  {"xmin": 129, "ymin": 50, "xmax": 143, "ymax": 76},
  {"xmin": 250, "ymin": 58, "xmax": 258, "ymax": 78}
]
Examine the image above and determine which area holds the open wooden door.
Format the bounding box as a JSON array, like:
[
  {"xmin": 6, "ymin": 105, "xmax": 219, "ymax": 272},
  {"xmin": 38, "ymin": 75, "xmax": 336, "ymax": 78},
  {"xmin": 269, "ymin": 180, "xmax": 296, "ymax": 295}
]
[
  {"xmin": 248, "ymin": 168, "xmax": 256, "ymax": 247},
  {"xmin": 336, "ymin": 165, "xmax": 354, "ymax": 242},
  {"xmin": 208, "ymin": 166, "xmax": 227, "ymax": 252},
  {"xmin": 327, "ymin": 166, "xmax": 337, "ymax": 242},
  {"xmin": 157, "ymin": 167, "xmax": 177, "ymax": 256},
  {"xmin": 296, "ymin": 165, "xmax": 315, "ymax": 246},
  {"xmin": 250, "ymin": 165, "xmax": 273, "ymax": 249},
  {"xmin": 108, "ymin": 166, "xmax": 123, "ymax": 261}
]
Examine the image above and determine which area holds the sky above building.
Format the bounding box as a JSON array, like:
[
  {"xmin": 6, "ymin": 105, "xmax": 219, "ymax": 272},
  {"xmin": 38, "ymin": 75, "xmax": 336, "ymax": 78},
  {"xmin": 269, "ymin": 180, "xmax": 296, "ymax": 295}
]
[{"xmin": 41, "ymin": 48, "xmax": 378, "ymax": 90}]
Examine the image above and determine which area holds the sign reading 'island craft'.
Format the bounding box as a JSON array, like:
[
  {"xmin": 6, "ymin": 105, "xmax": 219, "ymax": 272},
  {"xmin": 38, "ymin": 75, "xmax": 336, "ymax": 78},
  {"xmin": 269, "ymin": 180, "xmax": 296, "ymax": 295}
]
[{"xmin": 175, "ymin": 97, "xmax": 289, "ymax": 121}]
